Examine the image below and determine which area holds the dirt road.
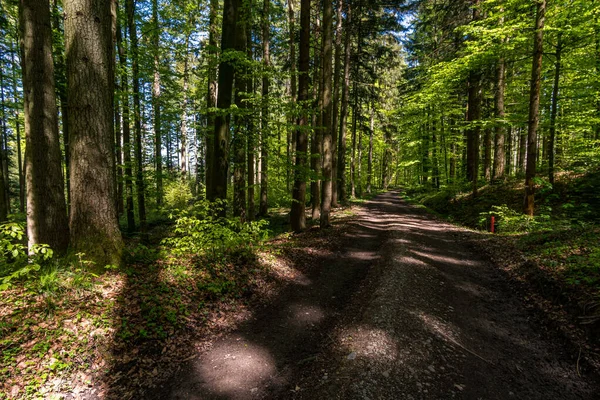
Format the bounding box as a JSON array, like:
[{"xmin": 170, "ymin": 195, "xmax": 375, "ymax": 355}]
[{"xmin": 157, "ymin": 191, "xmax": 599, "ymax": 399}]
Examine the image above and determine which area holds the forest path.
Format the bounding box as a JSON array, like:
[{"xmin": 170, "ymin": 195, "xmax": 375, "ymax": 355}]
[{"xmin": 158, "ymin": 191, "xmax": 599, "ymax": 400}]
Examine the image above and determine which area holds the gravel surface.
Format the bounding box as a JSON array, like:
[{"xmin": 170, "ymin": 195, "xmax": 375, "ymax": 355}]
[{"xmin": 157, "ymin": 191, "xmax": 600, "ymax": 399}]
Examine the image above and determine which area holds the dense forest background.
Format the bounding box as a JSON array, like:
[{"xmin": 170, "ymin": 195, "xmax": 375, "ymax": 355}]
[
  {"xmin": 0, "ymin": 0, "xmax": 598, "ymax": 262},
  {"xmin": 1, "ymin": 0, "xmax": 600, "ymax": 397}
]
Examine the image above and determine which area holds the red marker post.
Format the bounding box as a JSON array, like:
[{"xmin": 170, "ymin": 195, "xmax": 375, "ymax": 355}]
[{"xmin": 490, "ymin": 216, "xmax": 495, "ymax": 233}]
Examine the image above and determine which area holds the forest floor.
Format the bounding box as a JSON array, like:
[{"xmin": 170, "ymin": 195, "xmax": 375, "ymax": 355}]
[{"xmin": 2, "ymin": 190, "xmax": 599, "ymax": 399}]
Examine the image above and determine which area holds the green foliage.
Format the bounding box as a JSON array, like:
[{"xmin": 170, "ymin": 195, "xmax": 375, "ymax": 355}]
[
  {"xmin": 0, "ymin": 223, "xmax": 54, "ymax": 291},
  {"xmin": 479, "ymin": 205, "xmax": 551, "ymax": 233},
  {"xmin": 161, "ymin": 200, "xmax": 269, "ymax": 263},
  {"xmin": 164, "ymin": 180, "xmax": 194, "ymax": 210}
]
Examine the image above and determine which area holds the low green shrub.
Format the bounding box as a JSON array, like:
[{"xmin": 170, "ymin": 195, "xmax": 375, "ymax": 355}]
[
  {"xmin": 161, "ymin": 200, "xmax": 269, "ymax": 263},
  {"xmin": 0, "ymin": 223, "xmax": 53, "ymax": 290},
  {"xmin": 478, "ymin": 204, "xmax": 552, "ymax": 233}
]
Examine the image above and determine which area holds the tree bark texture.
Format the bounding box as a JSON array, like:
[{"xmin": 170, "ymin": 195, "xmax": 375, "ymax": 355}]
[
  {"xmin": 493, "ymin": 55, "xmax": 506, "ymax": 181},
  {"xmin": 20, "ymin": 0, "xmax": 70, "ymax": 253},
  {"xmin": 320, "ymin": 0, "xmax": 333, "ymax": 228},
  {"xmin": 65, "ymin": 0, "xmax": 123, "ymax": 266}
]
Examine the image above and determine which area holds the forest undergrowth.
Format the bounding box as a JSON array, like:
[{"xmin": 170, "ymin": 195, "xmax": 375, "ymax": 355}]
[
  {"xmin": 0, "ymin": 203, "xmax": 356, "ymax": 399},
  {"xmin": 403, "ymin": 168, "xmax": 600, "ymax": 367}
]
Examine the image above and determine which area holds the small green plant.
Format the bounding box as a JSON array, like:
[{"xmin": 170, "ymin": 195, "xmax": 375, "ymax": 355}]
[{"xmin": 0, "ymin": 223, "xmax": 54, "ymax": 290}]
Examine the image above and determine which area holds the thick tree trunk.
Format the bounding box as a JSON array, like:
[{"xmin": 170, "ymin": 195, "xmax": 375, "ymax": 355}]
[
  {"xmin": 290, "ymin": 0, "xmax": 310, "ymax": 232},
  {"xmin": 127, "ymin": 0, "xmax": 146, "ymax": 231},
  {"xmin": 319, "ymin": 0, "xmax": 333, "ymax": 228},
  {"xmin": 116, "ymin": 21, "xmax": 135, "ymax": 233},
  {"xmin": 209, "ymin": 0, "xmax": 239, "ymax": 204},
  {"xmin": 259, "ymin": 0, "xmax": 270, "ymax": 216},
  {"xmin": 205, "ymin": 0, "xmax": 218, "ymax": 198},
  {"xmin": 152, "ymin": 0, "xmax": 162, "ymax": 206},
  {"xmin": 524, "ymin": 0, "xmax": 546, "ymax": 216},
  {"xmin": 65, "ymin": 0, "xmax": 123, "ymax": 266},
  {"xmin": 548, "ymin": 33, "xmax": 562, "ymax": 186},
  {"xmin": 337, "ymin": 1, "xmax": 350, "ymax": 203},
  {"xmin": 20, "ymin": 0, "xmax": 69, "ymax": 253}
]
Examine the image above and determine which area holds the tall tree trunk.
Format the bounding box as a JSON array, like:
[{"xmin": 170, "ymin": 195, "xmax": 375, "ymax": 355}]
[
  {"xmin": 152, "ymin": 0, "xmax": 162, "ymax": 206},
  {"xmin": 20, "ymin": 0, "xmax": 69, "ymax": 252},
  {"xmin": 205, "ymin": 0, "xmax": 218, "ymax": 198},
  {"xmin": 117, "ymin": 20, "xmax": 135, "ymax": 233},
  {"xmin": 367, "ymin": 96, "xmax": 374, "ymax": 194},
  {"xmin": 311, "ymin": 13, "xmax": 321, "ymax": 220},
  {"xmin": 180, "ymin": 35, "xmax": 190, "ymax": 180},
  {"xmin": 330, "ymin": 0, "xmax": 343, "ymax": 207},
  {"xmin": 506, "ymin": 125, "xmax": 513, "ymax": 176},
  {"xmin": 432, "ymin": 113, "xmax": 439, "ymax": 189},
  {"xmin": 524, "ymin": 0, "xmax": 546, "ymax": 216},
  {"xmin": 493, "ymin": 54, "xmax": 506, "ymax": 182},
  {"xmin": 10, "ymin": 45, "xmax": 24, "ymax": 213},
  {"xmin": 320, "ymin": 0, "xmax": 333, "ymax": 228},
  {"xmin": 247, "ymin": 24, "xmax": 255, "ymax": 220},
  {"xmin": 548, "ymin": 33, "xmax": 562, "ymax": 186},
  {"xmin": 50, "ymin": 0, "xmax": 70, "ymax": 212},
  {"xmin": 337, "ymin": 0, "xmax": 350, "ymax": 203},
  {"xmin": 114, "ymin": 62, "xmax": 124, "ymax": 216},
  {"xmin": 483, "ymin": 126, "xmax": 492, "ymax": 181},
  {"xmin": 233, "ymin": 4, "xmax": 248, "ymax": 220},
  {"xmin": 127, "ymin": 0, "xmax": 146, "ymax": 231},
  {"xmin": 209, "ymin": 0, "xmax": 239, "ymax": 204},
  {"xmin": 0, "ymin": 69, "xmax": 10, "ymax": 214},
  {"xmin": 595, "ymin": 10, "xmax": 600, "ymax": 141},
  {"xmin": 290, "ymin": 0, "xmax": 310, "ymax": 232},
  {"xmin": 287, "ymin": 0, "xmax": 297, "ymax": 195},
  {"xmin": 65, "ymin": 0, "xmax": 123, "ymax": 266},
  {"xmin": 259, "ymin": 0, "xmax": 270, "ymax": 216},
  {"xmin": 466, "ymin": 0, "xmax": 481, "ymax": 195},
  {"xmin": 518, "ymin": 127, "xmax": 526, "ymax": 173}
]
